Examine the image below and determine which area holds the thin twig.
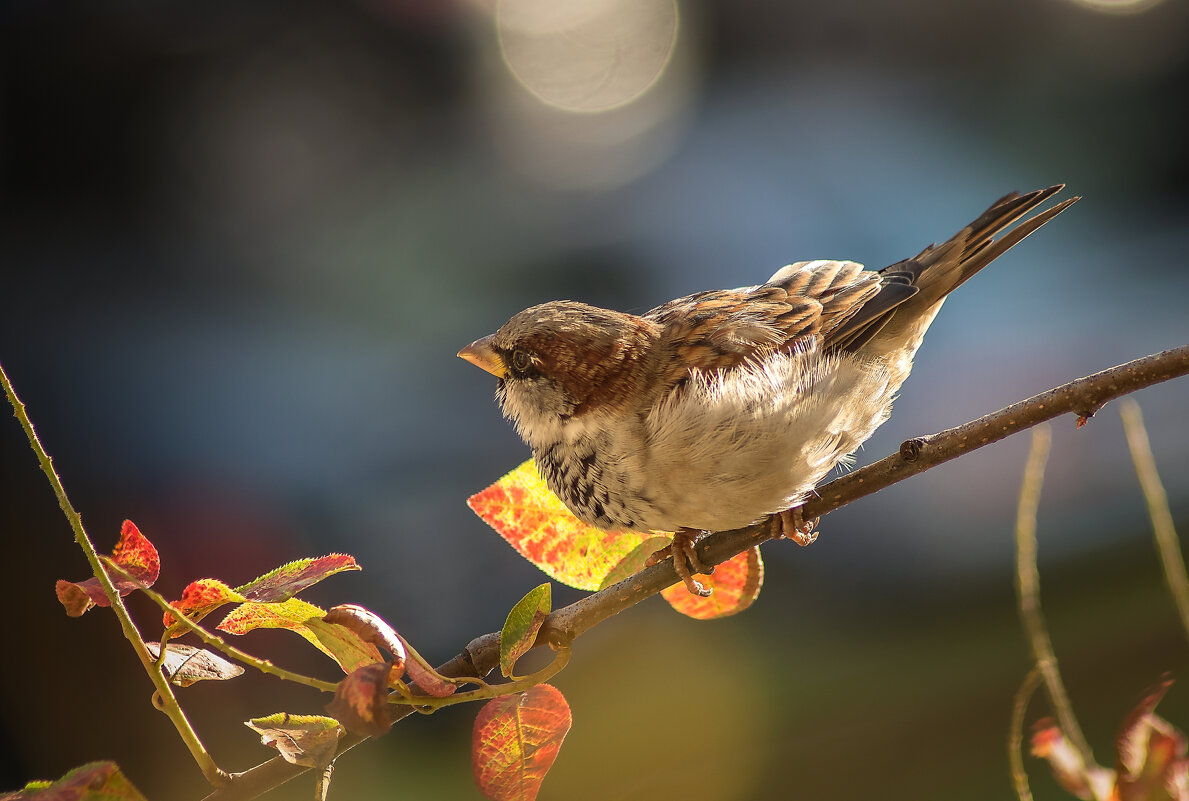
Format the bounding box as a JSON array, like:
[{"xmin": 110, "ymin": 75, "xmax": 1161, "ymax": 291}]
[
  {"xmin": 202, "ymin": 345, "xmax": 1189, "ymax": 800},
  {"xmin": 0, "ymin": 362, "xmax": 228, "ymax": 787},
  {"xmin": 1009, "ymin": 668, "xmax": 1042, "ymax": 801},
  {"xmin": 1119, "ymin": 399, "xmax": 1189, "ymax": 642},
  {"xmin": 1013, "ymin": 426, "xmax": 1097, "ymax": 778}
]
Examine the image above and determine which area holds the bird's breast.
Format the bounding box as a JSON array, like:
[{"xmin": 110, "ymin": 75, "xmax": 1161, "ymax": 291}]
[{"xmin": 533, "ymin": 431, "xmax": 658, "ymax": 532}]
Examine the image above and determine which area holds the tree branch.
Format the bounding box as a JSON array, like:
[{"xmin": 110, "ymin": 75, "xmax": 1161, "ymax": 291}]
[{"xmin": 202, "ymin": 343, "xmax": 1189, "ymax": 801}]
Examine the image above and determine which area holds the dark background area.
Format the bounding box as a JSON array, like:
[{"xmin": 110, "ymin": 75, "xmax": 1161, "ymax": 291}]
[{"xmin": 1, "ymin": 1, "xmax": 1187, "ymax": 799}]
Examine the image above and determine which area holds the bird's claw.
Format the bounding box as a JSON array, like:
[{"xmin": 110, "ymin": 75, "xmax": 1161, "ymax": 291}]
[
  {"xmin": 775, "ymin": 507, "xmax": 819, "ymax": 546},
  {"xmin": 646, "ymin": 528, "xmax": 713, "ymax": 597}
]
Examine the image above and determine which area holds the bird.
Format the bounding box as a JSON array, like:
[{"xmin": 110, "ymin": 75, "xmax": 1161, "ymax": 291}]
[{"xmin": 459, "ymin": 186, "xmax": 1078, "ymax": 596}]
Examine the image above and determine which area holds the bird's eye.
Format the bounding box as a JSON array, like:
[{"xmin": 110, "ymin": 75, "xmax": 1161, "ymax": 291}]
[{"xmin": 510, "ymin": 348, "xmax": 532, "ymax": 373}]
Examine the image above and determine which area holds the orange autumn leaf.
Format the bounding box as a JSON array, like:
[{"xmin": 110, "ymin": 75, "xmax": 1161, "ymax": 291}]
[
  {"xmin": 472, "ymin": 684, "xmax": 571, "ymax": 801},
  {"xmin": 468, "ymin": 460, "xmax": 670, "ymax": 591},
  {"xmin": 661, "ymin": 546, "xmax": 764, "ymax": 620},
  {"xmin": 163, "ymin": 578, "xmax": 244, "ymax": 628}
]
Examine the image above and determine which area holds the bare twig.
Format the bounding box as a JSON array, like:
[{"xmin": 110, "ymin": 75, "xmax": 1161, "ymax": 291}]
[
  {"xmin": 1119, "ymin": 399, "xmax": 1189, "ymax": 642},
  {"xmin": 1014, "ymin": 426, "xmax": 1099, "ymax": 787},
  {"xmin": 201, "ymin": 346, "xmax": 1189, "ymax": 800},
  {"xmin": 1009, "ymin": 668, "xmax": 1043, "ymax": 801},
  {"xmin": 0, "ymin": 363, "xmax": 228, "ymax": 787}
]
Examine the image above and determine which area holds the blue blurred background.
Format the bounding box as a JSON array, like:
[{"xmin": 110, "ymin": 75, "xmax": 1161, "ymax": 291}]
[{"xmin": 1, "ymin": 1, "xmax": 1187, "ymax": 799}]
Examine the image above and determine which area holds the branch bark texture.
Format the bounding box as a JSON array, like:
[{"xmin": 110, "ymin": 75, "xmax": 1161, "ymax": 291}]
[{"xmin": 202, "ymin": 343, "xmax": 1189, "ymax": 801}]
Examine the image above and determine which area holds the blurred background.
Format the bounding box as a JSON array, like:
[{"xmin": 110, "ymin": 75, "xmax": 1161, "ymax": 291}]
[{"xmin": 1, "ymin": 0, "xmax": 1187, "ymax": 799}]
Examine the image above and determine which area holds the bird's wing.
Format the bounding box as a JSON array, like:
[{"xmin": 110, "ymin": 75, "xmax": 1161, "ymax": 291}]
[
  {"xmin": 644, "ymin": 259, "xmax": 888, "ymax": 387},
  {"xmin": 764, "ymin": 259, "xmax": 905, "ymax": 349},
  {"xmin": 644, "ymin": 288, "xmax": 816, "ymax": 386}
]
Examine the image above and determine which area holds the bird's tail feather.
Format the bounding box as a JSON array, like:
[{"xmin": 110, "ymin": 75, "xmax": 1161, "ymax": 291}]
[
  {"xmin": 910, "ymin": 184, "xmax": 1079, "ymax": 301},
  {"xmin": 831, "ymin": 185, "xmax": 1078, "ymax": 354}
]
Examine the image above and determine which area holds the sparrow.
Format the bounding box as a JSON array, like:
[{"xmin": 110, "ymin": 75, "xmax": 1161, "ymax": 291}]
[{"xmin": 459, "ymin": 186, "xmax": 1077, "ymax": 596}]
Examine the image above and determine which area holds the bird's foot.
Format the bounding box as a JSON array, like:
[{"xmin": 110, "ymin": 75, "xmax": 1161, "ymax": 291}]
[
  {"xmin": 645, "ymin": 527, "xmax": 713, "ymax": 597},
  {"xmin": 774, "ymin": 507, "xmax": 819, "ymax": 546}
]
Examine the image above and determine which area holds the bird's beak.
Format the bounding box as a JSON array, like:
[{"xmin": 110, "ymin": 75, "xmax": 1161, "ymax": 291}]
[{"xmin": 457, "ymin": 335, "xmax": 506, "ymax": 378}]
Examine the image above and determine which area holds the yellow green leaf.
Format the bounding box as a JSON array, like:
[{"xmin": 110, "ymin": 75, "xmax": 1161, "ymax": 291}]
[
  {"xmin": 217, "ymin": 597, "xmax": 382, "ymax": 673},
  {"xmin": 500, "ymin": 583, "xmax": 551, "ymax": 678}
]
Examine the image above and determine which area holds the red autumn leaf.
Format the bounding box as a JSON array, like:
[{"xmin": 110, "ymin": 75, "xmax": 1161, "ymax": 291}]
[
  {"xmin": 236, "ymin": 554, "xmax": 360, "ymax": 602},
  {"xmin": 394, "ymin": 633, "xmax": 458, "ymax": 698},
  {"xmin": 500, "ymin": 584, "xmax": 551, "ymax": 678},
  {"xmin": 55, "ymin": 520, "xmax": 160, "ymax": 617},
  {"xmin": 468, "ymin": 460, "xmax": 671, "ymax": 591},
  {"xmin": 217, "ymin": 597, "xmax": 383, "ymax": 674},
  {"xmin": 0, "ymin": 760, "xmax": 147, "ymax": 800},
  {"xmin": 110, "ymin": 520, "xmax": 159, "ymax": 578},
  {"xmin": 323, "ymin": 605, "xmax": 406, "ymax": 673},
  {"xmin": 1031, "ymin": 718, "xmax": 1112, "ymax": 800},
  {"xmin": 163, "ymin": 578, "xmax": 244, "ymax": 628},
  {"xmin": 145, "ymin": 642, "xmax": 245, "ymax": 687},
  {"xmin": 473, "ymin": 684, "xmax": 572, "ymax": 801},
  {"xmin": 1116, "ymin": 677, "xmax": 1188, "ymax": 801},
  {"xmin": 661, "ymin": 546, "xmax": 764, "ymax": 620},
  {"xmin": 245, "ymin": 713, "xmax": 345, "ymax": 769},
  {"xmin": 326, "ymin": 662, "xmax": 393, "ymax": 737}
]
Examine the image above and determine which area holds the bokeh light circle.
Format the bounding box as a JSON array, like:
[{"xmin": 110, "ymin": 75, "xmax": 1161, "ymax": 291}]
[{"xmin": 496, "ymin": 0, "xmax": 679, "ymax": 113}]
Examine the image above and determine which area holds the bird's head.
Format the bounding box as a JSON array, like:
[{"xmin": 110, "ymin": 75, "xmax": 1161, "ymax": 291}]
[{"xmin": 458, "ymin": 300, "xmax": 658, "ymax": 447}]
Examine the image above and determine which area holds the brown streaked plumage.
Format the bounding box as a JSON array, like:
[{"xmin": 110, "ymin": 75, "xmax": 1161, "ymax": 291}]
[{"xmin": 459, "ymin": 186, "xmax": 1078, "ymax": 595}]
